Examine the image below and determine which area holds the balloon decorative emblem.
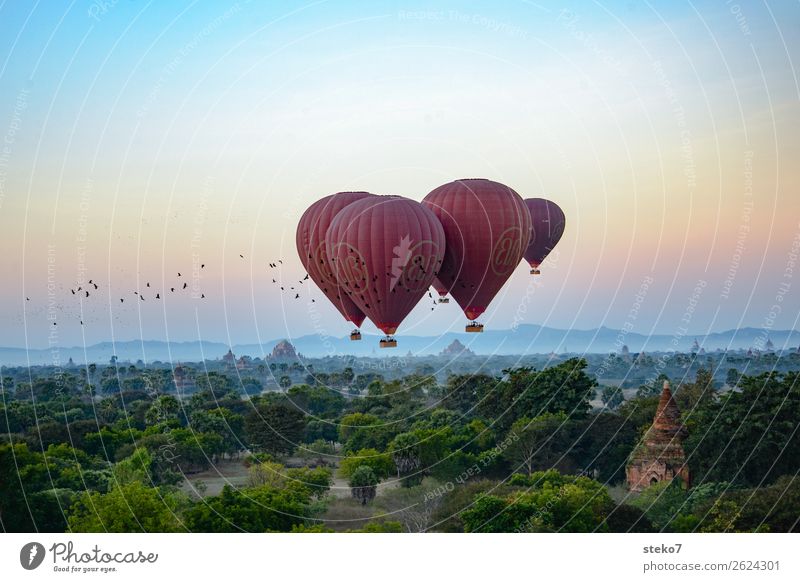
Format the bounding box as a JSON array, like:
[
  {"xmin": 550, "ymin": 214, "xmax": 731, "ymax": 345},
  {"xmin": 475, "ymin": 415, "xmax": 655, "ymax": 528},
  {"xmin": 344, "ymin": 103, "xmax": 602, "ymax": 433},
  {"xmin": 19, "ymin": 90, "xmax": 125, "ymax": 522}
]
[
  {"xmin": 423, "ymin": 179, "xmax": 531, "ymax": 332},
  {"xmin": 325, "ymin": 196, "xmax": 445, "ymax": 347}
]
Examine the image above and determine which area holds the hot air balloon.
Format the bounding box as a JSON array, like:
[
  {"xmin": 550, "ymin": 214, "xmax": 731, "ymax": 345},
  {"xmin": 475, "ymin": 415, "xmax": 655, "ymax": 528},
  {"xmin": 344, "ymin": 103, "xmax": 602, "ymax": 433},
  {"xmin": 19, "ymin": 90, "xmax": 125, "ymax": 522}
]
[
  {"xmin": 422, "ymin": 179, "xmax": 531, "ymax": 332},
  {"xmin": 524, "ymin": 198, "xmax": 565, "ymax": 275},
  {"xmin": 296, "ymin": 192, "xmax": 373, "ymax": 340},
  {"xmin": 325, "ymin": 196, "xmax": 445, "ymax": 347},
  {"xmin": 432, "ymin": 278, "xmax": 450, "ymax": 303}
]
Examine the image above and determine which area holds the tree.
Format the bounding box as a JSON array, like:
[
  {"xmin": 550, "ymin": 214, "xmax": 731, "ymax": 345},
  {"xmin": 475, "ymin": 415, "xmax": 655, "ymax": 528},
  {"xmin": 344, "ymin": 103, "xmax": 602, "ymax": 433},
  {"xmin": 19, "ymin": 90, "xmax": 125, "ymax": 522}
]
[
  {"xmin": 726, "ymin": 368, "xmax": 741, "ymax": 387},
  {"xmin": 683, "ymin": 371, "xmax": 800, "ymax": 486},
  {"xmin": 190, "ymin": 407, "xmax": 246, "ymax": 458},
  {"xmin": 349, "ymin": 465, "xmax": 378, "ymax": 505},
  {"xmin": 442, "ymin": 373, "xmax": 498, "ymax": 416},
  {"xmin": 629, "ymin": 480, "xmax": 688, "ymax": 530},
  {"xmin": 496, "ymin": 359, "xmax": 597, "ymax": 429},
  {"xmin": 67, "ymin": 481, "xmax": 185, "ymax": 532},
  {"xmin": 247, "ymin": 461, "xmax": 288, "ymax": 489},
  {"xmin": 503, "ymin": 413, "xmax": 570, "ymax": 475},
  {"xmin": 339, "ymin": 449, "xmax": 395, "ymax": 480},
  {"xmin": 462, "ymin": 470, "xmax": 615, "ymax": 532},
  {"xmin": 145, "ymin": 395, "xmax": 180, "ymax": 426},
  {"xmin": 675, "ymin": 368, "xmax": 716, "ymax": 415},
  {"xmin": 601, "ymin": 385, "xmax": 624, "ymax": 410},
  {"xmin": 183, "ymin": 484, "xmax": 311, "ymax": 532},
  {"xmin": 245, "ymin": 402, "xmax": 306, "ymax": 456}
]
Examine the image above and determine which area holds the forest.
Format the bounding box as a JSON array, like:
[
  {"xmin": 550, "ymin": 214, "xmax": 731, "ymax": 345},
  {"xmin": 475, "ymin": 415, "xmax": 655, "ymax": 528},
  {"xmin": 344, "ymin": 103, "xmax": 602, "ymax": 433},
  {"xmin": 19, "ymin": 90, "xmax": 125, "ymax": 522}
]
[{"xmin": 1, "ymin": 357, "xmax": 798, "ymax": 533}]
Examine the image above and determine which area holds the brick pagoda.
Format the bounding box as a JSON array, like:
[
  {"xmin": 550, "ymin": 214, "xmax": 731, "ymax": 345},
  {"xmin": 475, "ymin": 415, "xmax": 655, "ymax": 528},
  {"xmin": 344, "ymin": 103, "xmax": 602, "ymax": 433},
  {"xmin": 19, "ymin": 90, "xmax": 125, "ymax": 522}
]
[{"xmin": 626, "ymin": 380, "xmax": 691, "ymax": 491}]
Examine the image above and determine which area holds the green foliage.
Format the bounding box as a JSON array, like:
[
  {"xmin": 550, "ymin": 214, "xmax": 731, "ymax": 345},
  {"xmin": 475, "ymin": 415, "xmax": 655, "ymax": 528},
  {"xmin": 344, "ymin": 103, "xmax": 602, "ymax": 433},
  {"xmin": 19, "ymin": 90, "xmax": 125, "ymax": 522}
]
[
  {"xmin": 600, "ymin": 385, "xmax": 624, "ymax": 410},
  {"xmin": 683, "ymin": 371, "xmax": 800, "ymax": 486},
  {"xmin": 503, "ymin": 413, "xmax": 569, "ymax": 475},
  {"xmin": 245, "ymin": 401, "xmax": 306, "ymax": 456},
  {"xmin": 287, "ymin": 384, "xmax": 345, "ymax": 417},
  {"xmin": 462, "ymin": 470, "xmax": 615, "ymax": 532},
  {"xmin": 339, "ymin": 448, "xmax": 395, "ymax": 480},
  {"xmin": 184, "ymin": 484, "xmax": 312, "ymax": 532},
  {"xmin": 349, "ymin": 465, "xmax": 378, "ymax": 505},
  {"xmin": 67, "ymin": 481, "xmax": 186, "ymax": 532},
  {"xmin": 338, "ymin": 412, "xmax": 394, "ymax": 452},
  {"xmin": 629, "ymin": 480, "xmax": 689, "ymax": 530}
]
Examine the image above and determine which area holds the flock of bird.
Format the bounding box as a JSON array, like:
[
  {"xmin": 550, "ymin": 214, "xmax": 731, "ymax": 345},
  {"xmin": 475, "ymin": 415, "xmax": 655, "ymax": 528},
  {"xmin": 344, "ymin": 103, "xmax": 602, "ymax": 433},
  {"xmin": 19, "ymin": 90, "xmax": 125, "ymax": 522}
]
[{"xmin": 23, "ymin": 253, "xmax": 442, "ymax": 331}]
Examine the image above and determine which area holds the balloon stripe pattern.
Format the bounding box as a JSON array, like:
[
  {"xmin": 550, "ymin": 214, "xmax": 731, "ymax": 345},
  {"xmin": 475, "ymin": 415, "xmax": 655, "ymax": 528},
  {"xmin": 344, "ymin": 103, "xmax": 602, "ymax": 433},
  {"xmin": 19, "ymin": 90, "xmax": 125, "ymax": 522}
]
[
  {"xmin": 296, "ymin": 192, "xmax": 373, "ymax": 328},
  {"xmin": 325, "ymin": 196, "xmax": 445, "ymax": 336},
  {"xmin": 423, "ymin": 179, "xmax": 531, "ymax": 323}
]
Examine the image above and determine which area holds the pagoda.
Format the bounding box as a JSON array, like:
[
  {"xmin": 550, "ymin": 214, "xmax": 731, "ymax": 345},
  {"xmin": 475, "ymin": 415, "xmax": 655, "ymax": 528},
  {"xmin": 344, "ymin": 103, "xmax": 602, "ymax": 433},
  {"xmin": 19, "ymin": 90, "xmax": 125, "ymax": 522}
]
[
  {"xmin": 626, "ymin": 381, "xmax": 691, "ymax": 491},
  {"xmin": 440, "ymin": 339, "xmax": 475, "ymax": 357}
]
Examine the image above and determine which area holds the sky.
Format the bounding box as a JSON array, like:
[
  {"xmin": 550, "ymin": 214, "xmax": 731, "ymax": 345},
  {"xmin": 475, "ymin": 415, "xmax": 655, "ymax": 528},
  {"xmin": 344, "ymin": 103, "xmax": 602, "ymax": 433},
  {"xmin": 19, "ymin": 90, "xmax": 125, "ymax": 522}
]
[{"xmin": 0, "ymin": 0, "xmax": 799, "ymax": 350}]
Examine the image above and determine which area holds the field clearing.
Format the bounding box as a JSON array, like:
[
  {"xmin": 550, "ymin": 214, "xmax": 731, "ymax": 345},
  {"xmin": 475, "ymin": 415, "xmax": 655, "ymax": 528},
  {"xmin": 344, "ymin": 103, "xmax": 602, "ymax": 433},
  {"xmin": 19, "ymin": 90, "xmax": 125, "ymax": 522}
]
[{"xmin": 180, "ymin": 459, "xmax": 251, "ymax": 498}]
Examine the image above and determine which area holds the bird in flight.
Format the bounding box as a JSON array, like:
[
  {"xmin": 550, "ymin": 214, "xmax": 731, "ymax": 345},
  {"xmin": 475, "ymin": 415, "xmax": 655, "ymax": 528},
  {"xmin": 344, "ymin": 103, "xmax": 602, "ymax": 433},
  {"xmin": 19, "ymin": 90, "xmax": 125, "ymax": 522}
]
[{"xmin": 183, "ymin": 282, "xmax": 187, "ymax": 289}]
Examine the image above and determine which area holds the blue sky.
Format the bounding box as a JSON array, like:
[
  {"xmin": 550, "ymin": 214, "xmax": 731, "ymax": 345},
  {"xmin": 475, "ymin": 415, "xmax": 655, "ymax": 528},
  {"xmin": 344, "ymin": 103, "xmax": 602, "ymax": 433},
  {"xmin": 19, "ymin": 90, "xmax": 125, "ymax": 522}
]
[{"xmin": 1, "ymin": 1, "xmax": 799, "ymax": 348}]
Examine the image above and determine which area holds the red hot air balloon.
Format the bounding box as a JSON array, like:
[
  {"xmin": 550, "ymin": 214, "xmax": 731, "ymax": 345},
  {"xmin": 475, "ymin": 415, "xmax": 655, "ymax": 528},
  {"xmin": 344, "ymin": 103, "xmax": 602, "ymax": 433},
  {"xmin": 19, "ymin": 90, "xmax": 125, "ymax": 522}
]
[
  {"xmin": 523, "ymin": 198, "xmax": 565, "ymax": 275},
  {"xmin": 296, "ymin": 192, "xmax": 373, "ymax": 340},
  {"xmin": 422, "ymin": 179, "xmax": 531, "ymax": 332},
  {"xmin": 325, "ymin": 196, "xmax": 445, "ymax": 348}
]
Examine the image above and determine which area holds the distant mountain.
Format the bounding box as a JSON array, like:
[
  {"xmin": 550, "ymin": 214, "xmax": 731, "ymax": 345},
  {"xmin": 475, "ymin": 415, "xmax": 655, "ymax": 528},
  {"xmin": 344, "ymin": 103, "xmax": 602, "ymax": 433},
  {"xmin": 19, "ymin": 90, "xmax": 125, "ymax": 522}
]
[{"xmin": 1, "ymin": 326, "xmax": 798, "ymax": 366}]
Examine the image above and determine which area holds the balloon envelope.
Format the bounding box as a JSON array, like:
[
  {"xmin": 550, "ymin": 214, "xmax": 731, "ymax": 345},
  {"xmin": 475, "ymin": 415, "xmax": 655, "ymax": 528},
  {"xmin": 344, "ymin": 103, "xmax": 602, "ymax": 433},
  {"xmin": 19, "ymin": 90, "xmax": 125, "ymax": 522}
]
[
  {"xmin": 523, "ymin": 198, "xmax": 565, "ymax": 270},
  {"xmin": 325, "ymin": 196, "xmax": 445, "ymax": 335},
  {"xmin": 296, "ymin": 192, "xmax": 373, "ymax": 328},
  {"xmin": 432, "ymin": 277, "xmax": 449, "ymax": 298},
  {"xmin": 422, "ymin": 179, "xmax": 531, "ymax": 321}
]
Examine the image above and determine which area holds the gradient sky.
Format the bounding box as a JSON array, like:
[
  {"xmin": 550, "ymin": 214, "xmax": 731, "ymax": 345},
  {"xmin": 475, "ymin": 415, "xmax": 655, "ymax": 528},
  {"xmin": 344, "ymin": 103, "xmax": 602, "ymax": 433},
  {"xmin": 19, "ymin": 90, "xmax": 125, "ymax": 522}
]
[{"xmin": 1, "ymin": 0, "xmax": 799, "ymax": 350}]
